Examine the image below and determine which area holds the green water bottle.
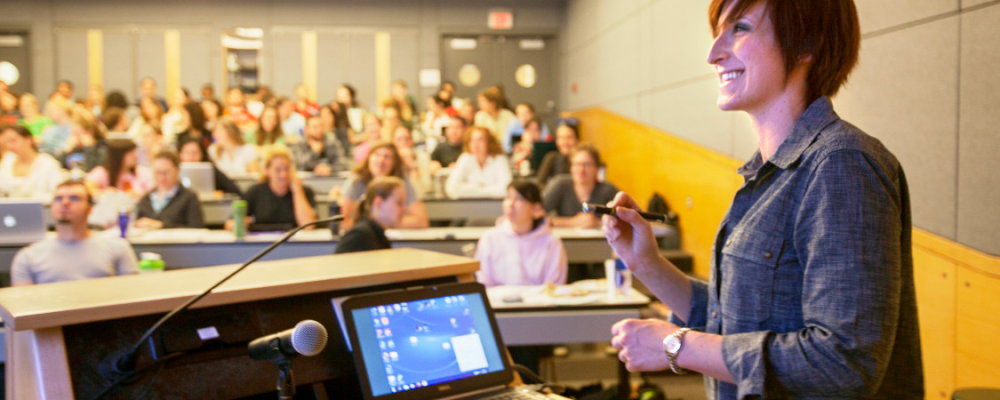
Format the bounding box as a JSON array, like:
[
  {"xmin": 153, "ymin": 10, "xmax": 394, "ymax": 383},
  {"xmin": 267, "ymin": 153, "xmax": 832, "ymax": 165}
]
[
  {"xmin": 232, "ymin": 200, "xmax": 247, "ymax": 239},
  {"xmin": 138, "ymin": 252, "xmax": 165, "ymax": 274}
]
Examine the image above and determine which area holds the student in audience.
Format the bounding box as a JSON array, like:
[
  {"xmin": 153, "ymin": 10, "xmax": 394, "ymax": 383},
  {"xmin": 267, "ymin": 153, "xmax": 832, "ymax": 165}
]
[
  {"xmin": 291, "ymin": 115, "xmax": 347, "ymax": 176},
  {"xmin": 473, "ymin": 87, "xmax": 514, "ymax": 141},
  {"xmin": 1, "ymin": 90, "xmax": 21, "ymax": 125},
  {"xmin": 17, "ymin": 93, "xmax": 54, "ymax": 139},
  {"xmin": 224, "ymin": 87, "xmax": 257, "ymax": 133},
  {"xmin": 62, "ymin": 107, "xmax": 107, "ymax": 172},
  {"xmin": 544, "ymin": 144, "xmax": 616, "ymax": 228},
  {"xmin": 380, "ymin": 100, "xmax": 403, "ymax": 139},
  {"xmin": 139, "ymin": 77, "xmax": 167, "ymax": 110},
  {"xmin": 201, "ymin": 98, "xmax": 221, "ymax": 132},
  {"xmin": 128, "ymin": 95, "xmax": 165, "ymax": 140},
  {"xmin": 422, "ymin": 94, "xmax": 452, "ymax": 139},
  {"xmin": 511, "ymin": 117, "xmax": 544, "ymax": 174},
  {"xmin": 105, "ymin": 91, "xmax": 129, "ymax": 111},
  {"xmin": 293, "ymin": 83, "xmax": 319, "ymax": 117},
  {"xmin": 278, "ymin": 97, "xmax": 305, "ymax": 142},
  {"xmin": 338, "ymin": 141, "xmax": 428, "ymax": 233},
  {"xmin": 135, "ymin": 150, "xmax": 204, "ymax": 229},
  {"xmin": 334, "ymin": 84, "xmax": 364, "ymax": 133},
  {"xmin": 101, "ymin": 107, "xmax": 130, "ymax": 138},
  {"xmin": 11, "ymin": 180, "xmax": 139, "ymax": 286},
  {"xmin": 392, "ymin": 125, "xmax": 428, "ymax": 192},
  {"xmin": 39, "ymin": 96, "xmax": 73, "ymax": 157},
  {"xmin": 226, "ymin": 146, "xmax": 316, "ymax": 231},
  {"xmin": 536, "ymin": 122, "xmax": 579, "ymax": 186},
  {"xmin": 438, "ymin": 84, "xmax": 460, "ymax": 112},
  {"xmin": 320, "ymin": 105, "xmax": 352, "ymax": 158},
  {"xmin": 254, "ymin": 105, "xmax": 285, "ymax": 148},
  {"xmin": 429, "ymin": 115, "xmax": 466, "ymax": 174},
  {"xmin": 445, "ymin": 126, "xmax": 512, "ymax": 198},
  {"xmin": 200, "ymin": 83, "xmax": 216, "ymax": 103},
  {"xmin": 0, "ymin": 125, "xmax": 64, "ymax": 196},
  {"xmin": 135, "ymin": 124, "xmax": 164, "ymax": 168},
  {"xmin": 248, "ymin": 86, "xmax": 274, "ymax": 117},
  {"xmin": 352, "ymin": 113, "xmax": 383, "ymax": 164},
  {"xmin": 160, "ymin": 87, "xmax": 190, "ymax": 143},
  {"xmin": 208, "ymin": 117, "xmax": 259, "ymax": 178},
  {"xmin": 334, "ymin": 176, "xmax": 406, "ymax": 254},
  {"xmin": 475, "ymin": 180, "xmax": 567, "ymax": 287},
  {"xmin": 178, "ymin": 139, "xmax": 243, "ymax": 197},
  {"xmin": 86, "ymin": 139, "xmax": 154, "ymax": 198},
  {"xmin": 390, "ymin": 80, "xmax": 416, "ymax": 128},
  {"xmin": 175, "ymin": 101, "xmax": 211, "ymax": 155},
  {"xmin": 84, "ymin": 84, "xmax": 105, "ymax": 117},
  {"xmin": 504, "ymin": 103, "xmax": 550, "ymax": 153},
  {"xmin": 57, "ymin": 80, "xmax": 75, "ymax": 101},
  {"xmin": 459, "ymin": 101, "xmax": 476, "ymax": 127}
]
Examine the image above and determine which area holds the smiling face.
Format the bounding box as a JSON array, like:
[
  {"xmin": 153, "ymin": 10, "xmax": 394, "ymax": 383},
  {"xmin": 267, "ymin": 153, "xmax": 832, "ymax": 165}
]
[
  {"xmin": 368, "ymin": 146, "xmax": 396, "ymax": 178},
  {"xmin": 555, "ymin": 125, "xmax": 579, "ymax": 155},
  {"xmin": 708, "ymin": 1, "xmax": 790, "ymax": 114},
  {"xmin": 468, "ymin": 129, "xmax": 489, "ymax": 159}
]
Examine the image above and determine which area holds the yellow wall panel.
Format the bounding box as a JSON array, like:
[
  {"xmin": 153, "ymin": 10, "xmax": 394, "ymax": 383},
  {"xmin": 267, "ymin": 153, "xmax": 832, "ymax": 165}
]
[
  {"xmin": 86, "ymin": 29, "xmax": 103, "ymax": 88},
  {"xmin": 913, "ymin": 247, "xmax": 957, "ymax": 399},
  {"xmin": 955, "ymin": 267, "xmax": 1000, "ymax": 389}
]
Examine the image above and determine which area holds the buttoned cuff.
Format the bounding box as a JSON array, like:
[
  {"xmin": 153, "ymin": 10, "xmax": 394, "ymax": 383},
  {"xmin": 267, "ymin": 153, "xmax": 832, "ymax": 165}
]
[
  {"xmin": 722, "ymin": 330, "xmax": 773, "ymax": 399},
  {"xmin": 667, "ymin": 278, "xmax": 709, "ymax": 330}
]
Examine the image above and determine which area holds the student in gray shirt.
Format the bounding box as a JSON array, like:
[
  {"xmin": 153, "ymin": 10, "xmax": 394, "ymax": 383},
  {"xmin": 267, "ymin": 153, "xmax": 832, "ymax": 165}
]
[
  {"xmin": 11, "ymin": 180, "xmax": 138, "ymax": 285},
  {"xmin": 542, "ymin": 144, "xmax": 617, "ymax": 228}
]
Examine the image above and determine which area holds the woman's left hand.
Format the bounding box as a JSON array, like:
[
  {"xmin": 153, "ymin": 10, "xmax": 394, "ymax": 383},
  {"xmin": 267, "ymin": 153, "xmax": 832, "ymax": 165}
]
[{"xmin": 611, "ymin": 318, "xmax": 679, "ymax": 372}]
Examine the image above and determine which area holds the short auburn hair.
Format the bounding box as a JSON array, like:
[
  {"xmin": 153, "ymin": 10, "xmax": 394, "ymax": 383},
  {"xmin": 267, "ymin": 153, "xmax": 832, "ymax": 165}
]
[
  {"xmin": 463, "ymin": 126, "xmax": 504, "ymax": 157},
  {"xmin": 709, "ymin": 0, "xmax": 860, "ymax": 102}
]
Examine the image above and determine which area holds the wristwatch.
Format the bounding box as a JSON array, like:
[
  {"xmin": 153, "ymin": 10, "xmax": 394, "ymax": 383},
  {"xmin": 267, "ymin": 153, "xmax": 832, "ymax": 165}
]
[{"xmin": 662, "ymin": 327, "xmax": 691, "ymax": 375}]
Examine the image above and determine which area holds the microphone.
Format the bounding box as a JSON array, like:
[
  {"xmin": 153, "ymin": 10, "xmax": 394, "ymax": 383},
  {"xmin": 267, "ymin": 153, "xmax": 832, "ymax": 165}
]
[
  {"xmin": 248, "ymin": 320, "xmax": 329, "ymax": 364},
  {"xmin": 582, "ymin": 203, "xmax": 672, "ymax": 224},
  {"xmin": 97, "ymin": 216, "xmax": 344, "ymax": 397}
]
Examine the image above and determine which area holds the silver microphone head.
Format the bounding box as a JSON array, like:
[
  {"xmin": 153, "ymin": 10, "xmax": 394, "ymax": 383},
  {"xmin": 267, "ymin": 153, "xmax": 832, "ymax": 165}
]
[{"xmin": 290, "ymin": 320, "xmax": 329, "ymax": 357}]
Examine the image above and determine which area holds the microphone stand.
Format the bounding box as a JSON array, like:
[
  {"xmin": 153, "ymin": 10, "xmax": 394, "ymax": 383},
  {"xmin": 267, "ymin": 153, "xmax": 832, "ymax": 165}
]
[{"xmin": 96, "ymin": 215, "xmax": 344, "ymax": 400}]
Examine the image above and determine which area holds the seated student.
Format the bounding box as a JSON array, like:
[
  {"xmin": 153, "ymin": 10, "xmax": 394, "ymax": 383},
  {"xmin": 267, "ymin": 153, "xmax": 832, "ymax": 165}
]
[
  {"xmin": 61, "ymin": 107, "xmax": 108, "ymax": 173},
  {"xmin": 38, "ymin": 96, "xmax": 73, "ymax": 157},
  {"xmin": 352, "ymin": 113, "xmax": 385, "ymax": 165},
  {"xmin": 543, "ymin": 144, "xmax": 618, "ymax": 229},
  {"xmin": 178, "ymin": 139, "xmax": 243, "ymax": 197},
  {"xmin": 135, "ymin": 150, "xmax": 204, "ymax": 229},
  {"xmin": 226, "ymin": 146, "xmax": 317, "ymax": 231},
  {"xmin": 135, "ymin": 124, "xmax": 164, "ymax": 168},
  {"xmin": 511, "ymin": 117, "xmax": 544, "ymax": 174},
  {"xmin": 86, "ymin": 139, "xmax": 154, "ymax": 198},
  {"xmin": 334, "ymin": 176, "xmax": 406, "ymax": 254},
  {"xmin": 445, "ymin": 126, "xmax": 512, "ymax": 198},
  {"xmin": 174, "ymin": 101, "xmax": 212, "ymax": 154},
  {"xmin": 277, "ymin": 97, "xmax": 306, "ymax": 143},
  {"xmin": 208, "ymin": 117, "xmax": 259, "ymax": 178},
  {"xmin": 11, "ymin": 180, "xmax": 139, "ymax": 285},
  {"xmin": 336, "ymin": 141, "xmax": 428, "ymax": 233},
  {"xmin": 504, "ymin": 103, "xmax": 550, "ymax": 153},
  {"xmin": 421, "ymin": 94, "xmax": 452, "ymax": 140},
  {"xmin": 290, "ymin": 115, "xmax": 347, "ymax": 176},
  {"xmin": 320, "ymin": 105, "xmax": 352, "ymax": 158},
  {"xmin": 392, "ymin": 125, "xmax": 428, "ymax": 193},
  {"xmin": 473, "ymin": 87, "xmax": 514, "ymax": 143},
  {"xmin": 0, "ymin": 125, "xmax": 65, "ymax": 196},
  {"xmin": 253, "ymin": 106, "xmax": 285, "ymax": 149},
  {"xmin": 475, "ymin": 181, "xmax": 567, "ymax": 287},
  {"xmin": 429, "ymin": 115, "xmax": 466, "ymax": 174},
  {"xmin": 128, "ymin": 95, "xmax": 165, "ymax": 141},
  {"xmin": 18, "ymin": 93, "xmax": 54, "ymax": 138},
  {"xmin": 536, "ymin": 122, "xmax": 579, "ymax": 186}
]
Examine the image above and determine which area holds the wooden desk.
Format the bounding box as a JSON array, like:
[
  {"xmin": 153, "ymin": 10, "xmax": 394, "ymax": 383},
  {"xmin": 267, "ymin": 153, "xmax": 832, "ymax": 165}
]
[
  {"xmin": 199, "ymin": 196, "xmax": 504, "ymax": 226},
  {"xmin": 233, "ymin": 174, "xmax": 347, "ymax": 194},
  {"xmin": 0, "ymin": 248, "xmax": 478, "ymax": 399}
]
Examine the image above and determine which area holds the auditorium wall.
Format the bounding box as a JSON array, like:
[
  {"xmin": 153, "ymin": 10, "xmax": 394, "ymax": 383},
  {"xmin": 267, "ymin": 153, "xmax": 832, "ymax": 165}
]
[
  {"xmin": 0, "ymin": 0, "xmax": 564, "ymax": 109},
  {"xmin": 559, "ymin": 0, "xmax": 1000, "ymax": 256}
]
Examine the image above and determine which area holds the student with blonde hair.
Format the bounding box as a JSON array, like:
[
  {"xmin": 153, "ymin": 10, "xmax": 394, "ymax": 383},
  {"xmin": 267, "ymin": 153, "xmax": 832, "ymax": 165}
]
[{"xmin": 226, "ymin": 145, "xmax": 316, "ymax": 231}]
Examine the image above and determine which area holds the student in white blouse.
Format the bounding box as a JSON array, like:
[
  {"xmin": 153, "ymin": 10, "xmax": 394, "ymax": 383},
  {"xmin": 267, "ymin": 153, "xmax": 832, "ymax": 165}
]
[
  {"xmin": 0, "ymin": 125, "xmax": 65, "ymax": 196},
  {"xmin": 208, "ymin": 118, "xmax": 259, "ymax": 178},
  {"xmin": 445, "ymin": 126, "xmax": 511, "ymax": 198}
]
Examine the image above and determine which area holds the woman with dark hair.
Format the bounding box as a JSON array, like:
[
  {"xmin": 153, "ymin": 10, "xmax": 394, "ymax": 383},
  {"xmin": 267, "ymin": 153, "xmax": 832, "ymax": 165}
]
[
  {"xmin": 334, "ymin": 84, "xmax": 364, "ymax": 133},
  {"xmin": 320, "ymin": 105, "xmax": 352, "ymax": 157},
  {"xmin": 104, "ymin": 90, "xmax": 129, "ymax": 110},
  {"xmin": 337, "ymin": 141, "xmax": 428, "ymax": 233},
  {"xmin": 135, "ymin": 150, "xmax": 204, "ymax": 229},
  {"xmin": 201, "ymin": 98, "xmax": 221, "ymax": 132},
  {"xmin": 175, "ymin": 101, "xmax": 211, "ymax": 155},
  {"xmin": 543, "ymin": 144, "xmax": 617, "ymax": 229},
  {"xmin": 0, "ymin": 125, "xmax": 64, "ymax": 195},
  {"xmin": 536, "ymin": 122, "xmax": 579, "ymax": 186},
  {"xmin": 253, "ymin": 105, "xmax": 284, "ymax": 147},
  {"xmin": 333, "ymin": 176, "xmax": 406, "ymax": 254},
  {"xmin": 178, "ymin": 139, "xmax": 243, "ymax": 197},
  {"xmin": 128, "ymin": 96, "xmax": 164, "ymax": 140},
  {"xmin": 85, "ymin": 138, "xmax": 153, "ymax": 198},
  {"xmin": 608, "ymin": 1, "xmax": 922, "ymax": 397},
  {"xmin": 161, "ymin": 87, "xmax": 190, "ymax": 143}
]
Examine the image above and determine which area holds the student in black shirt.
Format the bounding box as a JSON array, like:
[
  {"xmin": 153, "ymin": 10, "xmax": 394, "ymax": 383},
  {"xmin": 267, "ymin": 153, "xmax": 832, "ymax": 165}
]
[
  {"xmin": 429, "ymin": 115, "xmax": 467, "ymax": 174},
  {"xmin": 135, "ymin": 150, "xmax": 204, "ymax": 229},
  {"xmin": 225, "ymin": 146, "xmax": 317, "ymax": 231},
  {"xmin": 334, "ymin": 176, "xmax": 406, "ymax": 254}
]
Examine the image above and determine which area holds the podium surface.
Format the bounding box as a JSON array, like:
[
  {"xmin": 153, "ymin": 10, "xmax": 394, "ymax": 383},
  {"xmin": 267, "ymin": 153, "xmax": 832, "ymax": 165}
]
[{"xmin": 0, "ymin": 248, "xmax": 478, "ymax": 399}]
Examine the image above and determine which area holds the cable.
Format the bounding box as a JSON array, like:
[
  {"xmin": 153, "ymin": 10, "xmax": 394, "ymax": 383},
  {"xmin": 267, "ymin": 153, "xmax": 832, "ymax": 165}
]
[{"xmin": 90, "ymin": 352, "xmax": 185, "ymax": 400}]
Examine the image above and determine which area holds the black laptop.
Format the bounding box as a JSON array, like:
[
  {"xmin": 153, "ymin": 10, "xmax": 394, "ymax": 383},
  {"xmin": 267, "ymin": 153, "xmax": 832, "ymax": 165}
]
[{"xmin": 340, "ymin": 282, "xmax": 548, "ymax": 400}]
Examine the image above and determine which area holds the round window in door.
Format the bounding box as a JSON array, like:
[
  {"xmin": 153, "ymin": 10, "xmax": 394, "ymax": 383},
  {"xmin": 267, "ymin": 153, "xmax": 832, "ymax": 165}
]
[
  {"xmin": 515, "ymin": 64, "xmax": 536, "ymax": 88},
  {"xmin": 0, "ymin": 62, "xmax": 20, "ymax": 85},
  {"xmin": 458, "ymin": 64, "xmax": 481, "ymax": 87}
]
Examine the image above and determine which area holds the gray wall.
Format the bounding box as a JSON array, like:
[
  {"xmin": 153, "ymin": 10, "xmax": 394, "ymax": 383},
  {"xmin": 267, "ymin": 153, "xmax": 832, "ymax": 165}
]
[
  {"xmin": 0, "ymin": 0, "xmax": 565, "ymax": 108},
  {"xmin": 560, "ymin": 0, "xmax": 1000, "ymax": 255}
]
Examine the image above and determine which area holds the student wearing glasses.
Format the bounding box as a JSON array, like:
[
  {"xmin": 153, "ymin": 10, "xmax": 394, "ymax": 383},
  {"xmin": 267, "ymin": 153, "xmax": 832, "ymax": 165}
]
[{"xmin": 10, "ymin": 180, "xmax": 138, "ymax": 285}]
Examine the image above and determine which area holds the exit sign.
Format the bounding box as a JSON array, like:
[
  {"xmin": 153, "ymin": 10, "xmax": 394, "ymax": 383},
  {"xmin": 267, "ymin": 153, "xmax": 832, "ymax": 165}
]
[{"xmin": 488, "ymin": 9, "xmax": 513, "ymax": 30}]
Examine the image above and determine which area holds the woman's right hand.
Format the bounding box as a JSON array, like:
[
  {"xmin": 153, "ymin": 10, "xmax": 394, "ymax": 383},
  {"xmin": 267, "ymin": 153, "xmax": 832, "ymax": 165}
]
[{"xmin": 602, "ymin": 192, "xmax": 660, "ymax": 273}]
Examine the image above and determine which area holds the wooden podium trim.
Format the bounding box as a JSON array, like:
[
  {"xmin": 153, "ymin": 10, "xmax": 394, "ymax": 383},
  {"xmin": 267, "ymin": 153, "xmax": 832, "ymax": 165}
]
[{"xmin": 0, "ymin": 248, "xmax": 478, "ymax": 331}]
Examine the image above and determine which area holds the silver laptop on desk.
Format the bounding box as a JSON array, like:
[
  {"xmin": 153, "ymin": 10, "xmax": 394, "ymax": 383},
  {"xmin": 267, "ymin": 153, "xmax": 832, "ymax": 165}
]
[
  {"xmin": 179, "ymin": 162, "xmax": 214, "ymax": 196},
  {"xmin": 0, "ymin": 199, "xmax": 46, "ymax": 245}
]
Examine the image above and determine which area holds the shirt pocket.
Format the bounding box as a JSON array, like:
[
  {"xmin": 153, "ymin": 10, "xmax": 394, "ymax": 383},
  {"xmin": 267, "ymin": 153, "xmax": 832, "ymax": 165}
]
[{"xmin": 719, "ymin": 228, "xmax": 785, "ymax": 325}]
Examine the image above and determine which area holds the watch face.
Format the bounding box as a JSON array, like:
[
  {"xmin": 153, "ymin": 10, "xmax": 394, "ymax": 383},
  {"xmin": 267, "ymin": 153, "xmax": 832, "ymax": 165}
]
[{"xmin": 664, "ymin": 336, "xmax": 681, "ymax": 354}]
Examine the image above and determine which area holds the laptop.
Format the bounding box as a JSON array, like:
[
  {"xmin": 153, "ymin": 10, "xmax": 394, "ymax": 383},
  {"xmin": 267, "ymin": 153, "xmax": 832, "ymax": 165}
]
[
  {"xmin": 179, "ymin": 162, "xmax": 215, "ymax": 197},
  {"xmin": 339, "ymin": 282, "xmax": 548, "ymax": 400},
  {"xmin": 0, "ymin": 199, "xmax": 46, "ymax": 245}
]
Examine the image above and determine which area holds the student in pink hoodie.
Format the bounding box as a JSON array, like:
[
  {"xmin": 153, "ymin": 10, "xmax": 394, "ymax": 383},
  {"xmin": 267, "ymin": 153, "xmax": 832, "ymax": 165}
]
[{"xmin": 475, "ymin": 180, "xmax": 568, "ymax": 287}]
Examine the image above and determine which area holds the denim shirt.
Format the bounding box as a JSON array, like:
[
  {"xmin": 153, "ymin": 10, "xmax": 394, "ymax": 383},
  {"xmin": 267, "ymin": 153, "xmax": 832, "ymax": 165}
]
[{"xmin": 670, "ymin": 97, "xmax": 924, "ymax": 399}]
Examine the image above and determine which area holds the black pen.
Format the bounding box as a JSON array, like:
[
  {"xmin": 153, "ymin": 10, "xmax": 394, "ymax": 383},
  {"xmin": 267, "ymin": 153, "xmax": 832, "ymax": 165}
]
[{"xmin": 582, "ymin": 203, "xmax": 670, "ymax": 224}]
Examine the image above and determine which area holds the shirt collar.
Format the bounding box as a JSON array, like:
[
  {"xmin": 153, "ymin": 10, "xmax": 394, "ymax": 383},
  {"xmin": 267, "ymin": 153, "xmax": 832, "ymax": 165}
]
[
  {"xmin": 766, "ymin": 96, "xmax": 840, "ymax": 170},
  {"xmin": 154, "ymin": 185, "xmax": 180, "ymax": 203}
]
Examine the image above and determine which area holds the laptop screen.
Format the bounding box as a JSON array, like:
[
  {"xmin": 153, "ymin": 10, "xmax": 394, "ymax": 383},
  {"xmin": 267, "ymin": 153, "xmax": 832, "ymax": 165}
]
[{"xmin": 342, "ymin": 283, "xmax": 512, "ymax": 400}]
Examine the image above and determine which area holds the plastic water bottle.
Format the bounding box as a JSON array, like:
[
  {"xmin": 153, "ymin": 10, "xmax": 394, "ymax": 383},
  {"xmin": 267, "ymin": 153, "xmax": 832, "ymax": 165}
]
[
  {"xmin": 604, "ymin": 258, "xmax": 632, "ymax": 301},
  {"xmin": 232, "ymin": 200, "xmax": 247, "ymax": 239},
  {"xmin": 118, "ymin": 208, "xmax": 130, "ymax": 238},
  {"xmin": 138, "ymin": 252, "xmax": 165, "ymax": 274}
]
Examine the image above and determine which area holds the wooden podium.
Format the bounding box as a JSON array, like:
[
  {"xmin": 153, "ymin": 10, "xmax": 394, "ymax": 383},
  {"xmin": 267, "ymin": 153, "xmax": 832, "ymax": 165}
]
[{"xmin": 0, "ymin": 248, "xmax": 478, "ymax": 399}]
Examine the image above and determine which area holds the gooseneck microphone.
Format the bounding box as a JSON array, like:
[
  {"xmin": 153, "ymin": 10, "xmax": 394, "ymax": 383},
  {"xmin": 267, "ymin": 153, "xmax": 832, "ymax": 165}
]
[
  {"xmin": 248, "ymin": 320, "xmax": 329, "ymax": 363},
  {"xmin": 582, "ymin": 203, "xmax": 672, "ymax": 224},
  {"xmin": 95, "ymin": 216, "xmax": 344, "ymax": 400}
]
